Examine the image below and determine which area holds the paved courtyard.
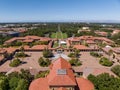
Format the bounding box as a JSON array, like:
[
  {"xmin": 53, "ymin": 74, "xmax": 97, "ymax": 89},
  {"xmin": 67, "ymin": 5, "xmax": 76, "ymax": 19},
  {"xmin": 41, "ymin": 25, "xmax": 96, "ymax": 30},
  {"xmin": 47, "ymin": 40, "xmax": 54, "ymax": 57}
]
[
  {"xmin": 0, "ymin": 51, "xmax": 119, "ymax": 76},
  {"xmin": 73, "ymin": 52, "xmax": 117, "ymax": 77},
  {"xmin": 0, "ymin": 51, "xmax": 48, "ymax": 75}
]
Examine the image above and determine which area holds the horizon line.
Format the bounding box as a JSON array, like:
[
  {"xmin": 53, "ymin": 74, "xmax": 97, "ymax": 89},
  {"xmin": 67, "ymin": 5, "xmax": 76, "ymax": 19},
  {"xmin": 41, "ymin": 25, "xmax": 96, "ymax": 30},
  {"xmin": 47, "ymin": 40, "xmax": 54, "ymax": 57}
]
[{"xmin": 0, "ymin": 20, "xmax": 120, "ymax": 24}]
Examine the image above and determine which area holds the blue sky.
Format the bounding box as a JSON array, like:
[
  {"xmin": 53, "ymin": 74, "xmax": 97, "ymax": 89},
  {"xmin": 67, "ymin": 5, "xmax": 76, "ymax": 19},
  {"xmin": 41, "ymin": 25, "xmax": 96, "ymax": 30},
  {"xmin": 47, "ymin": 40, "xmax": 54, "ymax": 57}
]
[{"xmin": 0, "ymin": 0, "xmax": 120, "ymax": 22}]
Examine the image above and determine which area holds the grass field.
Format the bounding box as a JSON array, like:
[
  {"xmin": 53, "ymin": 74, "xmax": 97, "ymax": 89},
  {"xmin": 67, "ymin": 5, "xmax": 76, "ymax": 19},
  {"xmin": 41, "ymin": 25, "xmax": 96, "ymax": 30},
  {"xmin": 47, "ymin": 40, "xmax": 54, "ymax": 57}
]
[{"xmin": 51, "ymin": 32, "xmax": 68, "ymax": 39}]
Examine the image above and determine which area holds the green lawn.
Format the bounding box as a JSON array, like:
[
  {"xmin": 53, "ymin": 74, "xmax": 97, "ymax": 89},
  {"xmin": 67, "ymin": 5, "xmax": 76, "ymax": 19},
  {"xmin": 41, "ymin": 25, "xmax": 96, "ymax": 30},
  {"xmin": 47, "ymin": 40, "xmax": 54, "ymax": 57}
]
[
  {"xmin": 51, "ymin": 32, "xmax": 68, "ymax": 39},
  {"xmin": 51, "ymin": 33, "xmax": 56, "ymax": 38}
]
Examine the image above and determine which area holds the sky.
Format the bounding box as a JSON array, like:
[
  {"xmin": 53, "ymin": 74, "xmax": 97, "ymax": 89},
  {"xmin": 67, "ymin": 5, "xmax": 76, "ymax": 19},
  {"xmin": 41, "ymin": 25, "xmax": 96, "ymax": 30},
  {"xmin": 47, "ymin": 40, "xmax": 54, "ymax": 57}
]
[{"xmin": 0, "ymin": 0, "xmax": 120, "ymax": 22}]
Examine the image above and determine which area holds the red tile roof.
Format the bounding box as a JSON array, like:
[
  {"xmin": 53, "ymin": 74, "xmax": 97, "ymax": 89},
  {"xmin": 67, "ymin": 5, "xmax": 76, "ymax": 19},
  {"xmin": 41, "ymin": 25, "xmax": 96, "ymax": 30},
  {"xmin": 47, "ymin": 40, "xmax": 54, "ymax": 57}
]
[
  {"xmin": 29, "ymin": 78, "xmax": 49, "ymax": 90},
  {"xmin": 76, "ymin": 78, "xmax": 94, "ymax": 90},
  {"xmin": 31, "ymin": 45, "xmax": 48, "ymax": 50},
  {"xmin": 22, "ymin": 39, "xmax": 34, "ymax": 43},
  {"xmin": 112, "ymin": 48, "xmax": 120, "ymax": 54},
  {"xmin": 5, "ymin": 38, "xmax": 17, "ymax": 44},
  {"xmin": 73, "ymin": 45, "xmax": 90, "ymax": 50},
  {"xmin": 4, "ymin": 47, "xmax": 18, "ymax": 54},
  {"xmin": 25, "ymin": 36, "xmax": 40, "ymax": 40},
  {"xmin": 86, "ymin": 40, "xmax": 96, "ymax": 44},
  {"xmin": 47, "ymin": 57, "xmax": 76, "ymax": 86},
  {"xmin": 29, "ymin": 57, "xmax": 94, "ymax": 90},
  {"xmin": 0, "ymin": 49, "xmax": 7, "ymax": 54},
  {"xmin": 24, "ymin": 45, "xmax": 48, "ymax": 50}
]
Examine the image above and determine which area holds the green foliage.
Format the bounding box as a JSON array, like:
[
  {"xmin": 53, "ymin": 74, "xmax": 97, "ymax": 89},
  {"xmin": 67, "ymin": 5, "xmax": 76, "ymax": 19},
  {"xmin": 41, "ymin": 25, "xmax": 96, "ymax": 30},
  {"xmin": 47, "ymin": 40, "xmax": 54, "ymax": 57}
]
[
  {"xmin": 43, "ymin": 49, "xmax": 53, "ymax": 58},
  {"xmin": 68, "ymin": 53, "xmax": 75, "ymax": 58},
  {"xmin": 20, "ymin": 24, "xmax": 57, "ymax": 37},
  {"xmin": 15, "ymin": 52, "xmax": 28, "ymax": 58},
  {"xmin": 75, "ymin": 31, "xmax": 97, "ymax": 37},
  {"xmin": 69, "ymin": 58, "xmax": 82, "ymax": 66},
  {"xmin": 111, "ymin": 32, "xmax": 120, "ymax": 45},
  {"xmin": 38, "ymin": 57, "xmax": 51, "ymax": 67},
  {"xmin": 9, "ymin": 77, "xmax": 20, "ymax": 90},
  {"xmin": 9, "ymin": 58, "xmax": 21, "ymax": 67},
  {"xmin": 51, "ymin": 32, "xmax": 68, "ymax": 39},
  {"xmin": 88, "ymin": 73, "xmax": 120, "ymax": 90},
  {"xmin": 35, "ymin": 71, "xmax": 49, "ymax": 79},
  {"xmin": 0, "ymin": 35, "xmax": 12, "ymax": 45},
  {"xmin": 99, "ymin": 57, "xmax": 113, "ymax": 67},
  {"xmin": 7, "ymin": 70, "xmax": 32, "ymax": 90},
  {"xmin": 68, "ymin": 49, "xmax": 80, "ymax": 58},
  {"xmin": 98, "ymin": 42, "xmax": 107, "ymax": 48},
  {"xmin": 34, "ymin": 41, "xmax": 48, "ymax": 45},
  {"xmin": 15, "ymin": 79, "xmax": 28, "ymax": 90},
  {"xmin": 90, "ymin": 52, "xmax": 102, "ymax": 58},
  {"xmin": 111, "ymin": 65, "xmax": 120, "ymax": 77},
  {"xmin": 10, "ymin": 42, "xmax": 22, "ymax": 46},
  {"xmin": 19, "ymin": 69, "xmax": 33, "ymax": 83},
  {"xmin": 5, "ymin": 69, "xmax": 33, "ymax": 90},
  {"xmin": 0, "ymin": 77, "xmax": 9, "ymax": 90}
]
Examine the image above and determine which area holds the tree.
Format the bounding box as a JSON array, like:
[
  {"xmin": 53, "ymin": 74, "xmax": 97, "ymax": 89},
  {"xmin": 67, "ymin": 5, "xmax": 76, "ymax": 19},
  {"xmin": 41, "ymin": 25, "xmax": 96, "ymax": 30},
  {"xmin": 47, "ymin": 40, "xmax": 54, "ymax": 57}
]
[
  {"xmin": 69, "ymin": 58, "xmax": 82, "ymax": 66},
  {"xmin": 15, "ymin": 79, "xmax": 28, "ymax": 90},
  {"xmin": 43, "ymin": 49, "xmax": 53, "ymax": 58},
  {"xmin": 99, "ymin": 57, "xmax": 113, "ymax": 67},
  {"xmin": 90, "ymin": 52, "xmax": 102, "ymax": 58},
  {"xmin": 111, "ymin": 65, "xmax": 120, "ymax": 77},
  {"xmin": 9, "ymin": 58, "xmax": 21, "ymax": 67},
  {"xmin": 9, "ymin": 77, "xmax": 20, "ymax": 90},
  {"xmin": 0, "ymin": 77, "xmax": 9, "ymax": 90},
  {"xmin": 35, "ymin": 71, "xmax": 49, "ymax": 79},
  {"xmin": 38, "ymin": 57, "xmax": 51, "ymax": 67},
  {"xmin": 111, "ymin": 32, "xmax": 120, "ymax": 45},
  {"xmin": 19, "ymin": 69, "xmax": 33, "ymax": 83},
  {"xmin": 88, "ymin": 73, "xmax": 120, "ymax": 90},
  {"xmin": 15, "ymin": 52, "xmax": 28, "ymax": 58}
]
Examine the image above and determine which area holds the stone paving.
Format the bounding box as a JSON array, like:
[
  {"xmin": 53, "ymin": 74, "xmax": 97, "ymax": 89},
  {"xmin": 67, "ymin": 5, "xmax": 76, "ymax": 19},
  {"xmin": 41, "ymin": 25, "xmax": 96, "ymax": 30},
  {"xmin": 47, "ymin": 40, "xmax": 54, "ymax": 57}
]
[
  {"xmin": 0, "ymin": 51, "xmax": 47, "ymax": 74},
  {"xmin": 0, "ymin": 51, "xmax": 119, "ymax": 76},
  {"xmin": 73, "ymin": 52, "xmax": 118, "ymax": 77}
]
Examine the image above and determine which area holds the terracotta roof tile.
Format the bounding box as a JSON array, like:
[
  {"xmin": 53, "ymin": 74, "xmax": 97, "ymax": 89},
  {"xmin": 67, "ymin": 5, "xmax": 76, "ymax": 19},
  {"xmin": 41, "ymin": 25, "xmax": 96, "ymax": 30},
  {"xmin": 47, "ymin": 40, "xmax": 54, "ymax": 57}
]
[
  {"xmin": 0, "ymin": 49, "xmax": 7, "ymax": 54},
  {"xmin": 47, "ymin": 57, "xmax": 76, "ymax": 86},
  {"xmin": 73, "ymin": 45, "xmax": 90, "ymax": 50},
  {"xmin": 22, "ymin": 39, "xmax": 34, "ymax": 43},
  {"xmin": 29, "ymin": 57, "xmax": 94, "ymax": 90},
  {"xmin": 31, "ymin": 45, "xmax": 48, "ymax": 50},
  {"xmin": 29, "ymin": 78, "xmax": 49, "ymax": 90},
  {"xmin": 76, "ymin": 78, "xmax": 94, "ymax": 90},
  {"xmin": 4, "ymin": 47, "xmax": 18, "ymax": 54}
]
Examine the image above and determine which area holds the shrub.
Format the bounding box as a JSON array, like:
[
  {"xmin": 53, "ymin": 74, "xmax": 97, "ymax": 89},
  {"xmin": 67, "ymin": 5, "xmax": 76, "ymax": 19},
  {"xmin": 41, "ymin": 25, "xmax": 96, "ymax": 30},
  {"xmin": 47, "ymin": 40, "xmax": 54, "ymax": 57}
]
[
  {"xmin": 43, "ymin": 49, "xmax": 53, "ymax": 58},
  {"xmin": 9, "ymin": 58, "xmax": 21, "ymax": 67},
  {"xmin": 35, "ymin": 71, "xmax": 49, "ymax": 79},
  {"xmin": 111, "ymin": 65, "xmax": 120, "ymax": 77},
  {"xmin": 99, "ymin": 57, "xmax": 113, "ymax": 67},
  {"xmin": 69, "ymin": 58, "xmax": 82, "ymax": 66},
  {"xmin": 10, "ymin": 42, "xmax": 22, "ymax": 46},
  {"xmin": 90, "ymin": 52, "xmax": 102, "ymax": 58},
  {"xmin": 38, "ymin": 57, "xmax": 51, "ymax": 67},
  {"xmin": 68, "ymin": 53, "xmax": 75, "ymax": 58},
  {"xmin": 15, "ymin": 52, "xmax": 28, "ymax": 58},
  {"xmin": 88, "ymin": 73, "xmax": 120, "ymax": 90}
]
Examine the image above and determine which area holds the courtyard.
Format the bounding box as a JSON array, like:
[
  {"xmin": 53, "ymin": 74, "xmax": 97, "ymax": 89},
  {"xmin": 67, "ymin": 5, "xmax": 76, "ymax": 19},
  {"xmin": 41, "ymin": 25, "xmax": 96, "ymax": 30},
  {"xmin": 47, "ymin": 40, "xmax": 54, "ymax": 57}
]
[{"xmin": 0, "ymin": 51, "xmax": 118, "ymax": 76}]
